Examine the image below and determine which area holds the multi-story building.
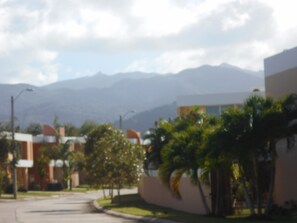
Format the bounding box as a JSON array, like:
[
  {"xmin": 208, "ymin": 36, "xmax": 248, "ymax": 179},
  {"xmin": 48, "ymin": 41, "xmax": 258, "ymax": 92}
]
[
  {"xmin": 177, "ymin": 91, "xmax": 264, "ymax": 116},
  {"xmin": 265, "ymin": 46, "xmax": 297, "ymax": 99},
  {"xmin": 264, "ymin": 46, "xmax": 297, "ymax": 206},
  {"xmin": 2, "ymin": 125, "xmax": 85, "ymax": 191},
  {"xmin": 2, "ymin": 132, "xmax": 34, "ymax": 190}
]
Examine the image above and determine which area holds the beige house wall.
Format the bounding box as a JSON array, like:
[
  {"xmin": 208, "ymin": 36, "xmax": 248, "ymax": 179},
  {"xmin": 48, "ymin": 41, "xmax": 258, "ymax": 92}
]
[
  {"xmin": 265, "ymin": 67, "xmax": 297, "ymax": 99},
  {"xmin": 139, "ymin": 175, "xmax": 211, "ymax": 215},
  {"xmin": 264, "ymin": 47, "xmax": 297, "ymax": 206}
]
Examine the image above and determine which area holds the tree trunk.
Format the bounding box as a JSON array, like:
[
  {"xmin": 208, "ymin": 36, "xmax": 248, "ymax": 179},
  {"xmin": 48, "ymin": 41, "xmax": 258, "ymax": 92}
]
[
  {"xmin": 109, "ymin": 184, "xmax": 114, "ymax": 198},
  {"xmin": 215, "ymin": 166, "xmax": 233, "ymax": 216},
  {"xmin": 210, "ymin": 170, "xmax": 216, "ymax": 214},
  {"xmin": 223, "ymin": 166, "xmax": 233, "ymax": 215},
  {"xmin": 265, "ymin": 142, "xmax": 276, "ymax": 215},
  {"xmin": 117, "ymin": 186, "xmax": 121, "ymax": 204},
  {"xmin": 197, "ymin": 177, "xmax": 211, "ymax": 215},
  {"xmin": 215, "ymin": 169, "xmax": 221, "ymax": 215},
  {"xmin": 102, "ymin": 186, "xmax": 106, "ymax": 198},
  {"xmin": 239, "ymin": 174, "xmax": 255, "ymax": 215},
  {"xmin": 70, "ymin": 177, "xmax": 72, "ymax": 191},
  {"xmin": 252, "ymin": 155, "xmax": 262, "ymax": 216}
]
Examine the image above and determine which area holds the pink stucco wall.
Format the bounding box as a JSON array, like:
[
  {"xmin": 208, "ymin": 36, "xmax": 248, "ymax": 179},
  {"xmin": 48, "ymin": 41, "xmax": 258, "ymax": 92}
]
[{"xmin": 138, "ymin": 175, "xmax": 211, "ymax": 214}]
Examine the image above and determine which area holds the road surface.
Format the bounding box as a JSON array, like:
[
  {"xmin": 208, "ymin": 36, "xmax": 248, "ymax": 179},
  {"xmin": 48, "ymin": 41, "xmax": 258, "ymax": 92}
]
[{"xmin": 0, "ymin": 190, "xmax": 141, "ymax": 223}]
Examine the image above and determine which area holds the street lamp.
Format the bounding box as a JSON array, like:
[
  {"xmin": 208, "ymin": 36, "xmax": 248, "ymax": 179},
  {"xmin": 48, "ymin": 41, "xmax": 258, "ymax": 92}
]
[
  {"xmin": 11, "ymin": 88, "xmax": 33, "ymax": 199},
  {"xmin": 119, "ymin": 110, "xmax": 135, "ymax": 131}
]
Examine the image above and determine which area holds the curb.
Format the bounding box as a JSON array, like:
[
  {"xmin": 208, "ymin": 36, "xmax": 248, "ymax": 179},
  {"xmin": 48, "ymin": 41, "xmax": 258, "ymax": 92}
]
[{"xmin": 93, "ymin": 200, "xmax": 182, "ymax": 223}]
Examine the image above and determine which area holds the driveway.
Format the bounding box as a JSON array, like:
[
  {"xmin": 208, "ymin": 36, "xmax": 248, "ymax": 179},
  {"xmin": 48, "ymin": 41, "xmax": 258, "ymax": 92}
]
[{"xmin": 0, "ymin": 189, "xmax": 141, "ymax": 223}]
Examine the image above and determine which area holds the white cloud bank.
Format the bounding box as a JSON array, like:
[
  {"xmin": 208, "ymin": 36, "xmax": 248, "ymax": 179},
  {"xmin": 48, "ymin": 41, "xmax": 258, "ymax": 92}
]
[{"xmin": 0, "ymin": 0, "xmax": 297, "ymax": 85}]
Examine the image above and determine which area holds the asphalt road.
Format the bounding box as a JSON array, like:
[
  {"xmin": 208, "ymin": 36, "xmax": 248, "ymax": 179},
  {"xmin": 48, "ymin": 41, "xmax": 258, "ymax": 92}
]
[{"xmin": 0, "ymin": 189, "xmax": 141, "ymax": 223}]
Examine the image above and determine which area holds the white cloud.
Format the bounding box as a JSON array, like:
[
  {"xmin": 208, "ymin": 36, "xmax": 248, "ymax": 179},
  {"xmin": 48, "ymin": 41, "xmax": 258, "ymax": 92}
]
[
  {"xmin": 131, "ymin": 0, "xmax": 197, "ymax": 37},
  {"xmin": 83, "ymin": 10, "xmax": 128, "ymax": 38},
  {"xmin": 124, "ymin": 50, "xmax": 205, "ymax": 73},
  {"xmin": 124, "ymin": 40, "xmax": 275, "ymax": 75},
  {"xmin": 1, "ymin": 0, "xmax": 297, "ymax": 85},
  {"xmin": 222, "ymin": 12, "xmax": 250, "ymax": 31},
  {"xmin": 18, "ymin": 63, "xmax": 58, "ymax": 85},
  {"xmin": 0, "ymin": 48, "xmax": 58, "ymax": 86},
  {"xmin": 260, "ymin": 0, "xmax": 297, "ymax": 31}
]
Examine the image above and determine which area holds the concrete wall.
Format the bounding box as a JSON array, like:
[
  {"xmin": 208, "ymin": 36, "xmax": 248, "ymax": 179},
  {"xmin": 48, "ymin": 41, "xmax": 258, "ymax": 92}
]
[
  {"xmin": 138, "ymin": 175, "xmax": 211, "ymax": 214},
  {"xmin": 265, "ymin": 67, "xmax": 297, "ymax": 99},
  {"xmin": 274, "ymin": 137, "xmax": 297, "ymax": 205}
]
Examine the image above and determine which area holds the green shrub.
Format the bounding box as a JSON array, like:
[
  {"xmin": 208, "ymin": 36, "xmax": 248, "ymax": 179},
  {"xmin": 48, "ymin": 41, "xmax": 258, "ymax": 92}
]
[
  {"xmin": 47, "ymin": 182, "xmax": 62, "ymax": 191},
  {"xmin": 0, "ymin": 172, "xmax": 9, "ymax": 196},
  {"xmin": 28, "ymin": 182, "xmax": 41, "ymax": 191},
  {"xmin": 5, "ymin": 184, "xmax": 13, "ymax": 194}
]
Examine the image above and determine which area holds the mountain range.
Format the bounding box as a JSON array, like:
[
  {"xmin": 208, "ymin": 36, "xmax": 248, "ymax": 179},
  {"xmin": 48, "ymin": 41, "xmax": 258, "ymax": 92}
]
[{"xmin": 0, "ymin": 64, "xmax": 264, "ymax": 133}]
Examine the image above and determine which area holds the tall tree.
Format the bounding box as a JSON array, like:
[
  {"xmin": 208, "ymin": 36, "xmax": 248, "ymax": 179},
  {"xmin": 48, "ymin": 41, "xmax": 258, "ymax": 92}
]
[
  {"xmin": 64, "ymin": 123, "xmax": 79, "ymax": 136},
  {"xmin": 79, "ymin": 121, "xmax": 98, "ymax": 136},
  {"xmin": 263, "ymin": 94, "xmax": 297, "ymax": 215},
  {"xmin": 34, "ymin": 145, "xmax": 51, "ymax": 190},
  {"xmin": 49, "ymin": 140, "xmax": 84, "ymax": 189},
  {"xmin": 202, "ymin": 116, "xmax": 235, "ymax": 216},
  {"xmin": 0, "ymin": 136, "xmax": 10, "ymax": 195},
  {"xmin": 26, "ymin": 123, "xmax": 42, "ymax": 135},
  {"xmin": 85, "ymin": 124, "xmax": 144, "ymax": 198},
  {"xmin": 144, "ymin": 120, "xmax": 172, "ymax": 171},
  {"xmin": 158, "ymin": 110, "xmax": 211, "ymax": 214},
  {"xmin": 214, "ymin": 94, "xmax": 297, "ymax": 217}
]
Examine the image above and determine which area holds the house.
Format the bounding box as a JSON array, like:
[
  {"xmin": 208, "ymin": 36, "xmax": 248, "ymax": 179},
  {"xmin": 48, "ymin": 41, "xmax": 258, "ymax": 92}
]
[
  {"xmin": 30, "ymin": 125, "xmax": 85, "ymax": 189},
  {"xmin": 2, "ymin": 124, "xmax": 85, "ymax": 191},
  {"xmin": 264, "ymin": 46, "xmax": 297, "ymax": 206},
  {"xmin": 126, "ymin": 129, "xmax": 141, "ymax": 144},
  {"xmin": 2, "ymin": 132, "xmax": 34, "ymax": 190}
]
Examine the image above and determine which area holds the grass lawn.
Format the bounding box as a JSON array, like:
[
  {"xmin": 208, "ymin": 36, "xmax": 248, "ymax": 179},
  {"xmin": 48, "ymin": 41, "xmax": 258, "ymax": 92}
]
[
  {"xmin": 18, "ymin": 191, "xmax": 60, "ymax": 197},
  {"xmin": 97, "ymin": 194, "xmax": 296, "ymax": 223},
  {"xmin": 63, "ymin": 187, "xmax": 89, "ymax": 193}
]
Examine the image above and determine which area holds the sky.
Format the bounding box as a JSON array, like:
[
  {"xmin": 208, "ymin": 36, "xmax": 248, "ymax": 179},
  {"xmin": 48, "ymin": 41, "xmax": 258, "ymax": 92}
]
[{"xmin": 0, "ymin": 0, "xmax": 297, "ymax": 86}]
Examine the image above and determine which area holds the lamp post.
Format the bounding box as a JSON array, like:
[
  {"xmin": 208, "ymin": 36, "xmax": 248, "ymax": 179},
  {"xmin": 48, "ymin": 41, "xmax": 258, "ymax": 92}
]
[
  {"xmin": 11, "ymin": 88, "xmax": 33, "ymax": 199},
  {"xmin": 119, "ymin": 110, "xmax": 135, "ymax": 131}
]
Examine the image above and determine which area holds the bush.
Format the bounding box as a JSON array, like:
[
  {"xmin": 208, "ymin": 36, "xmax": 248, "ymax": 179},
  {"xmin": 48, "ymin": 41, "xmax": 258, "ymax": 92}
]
[
  {"xmin": 28, "ymin": 182, "xmax": 41, "ymax": 191},
  {"xmin": 18, "ymin": 186, "xmax": 28, "ymax": 192},
  {"xmin": 0, "ymin": 172, "xmax": 9, "ymax": 195},
  {"xmin": 47, "ymin": 182, "xmax": 62, "ymax": 191},
  {"xmin": 5, "ymin": 184, "xmax": 13, "ymax": 194},
  {"xmin": 4, "ymin": 184, "xmax": 28, "ymax": 194}
]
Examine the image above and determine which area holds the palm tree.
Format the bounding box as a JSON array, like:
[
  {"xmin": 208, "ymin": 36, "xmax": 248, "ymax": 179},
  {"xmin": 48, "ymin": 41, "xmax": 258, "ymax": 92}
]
[
  {"xmin": 158, "ymin": 111, "xmax": 211, "ymax": 214},
  {"xmin": 202, "ymin": 116, "xmax": 237, "ymax": 216},
  {"xmin": 218, "ymin": 107, "xmax": 257, "ymax": 215},
  {"xmin": 49, "ymin": 140, "xmax": 84, "ymax": 190},
  {"xmin": 217, "ymin": 94, "xmax": 297, "ymax": 217},
  {"xmin": 144, "ymin": 120, "xmax": 173, "ymax": 171},
  {"xmin": 263, "ymin": 93, "xmax": 297, "ymax": 215}
]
